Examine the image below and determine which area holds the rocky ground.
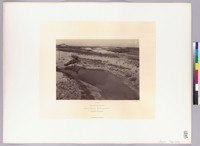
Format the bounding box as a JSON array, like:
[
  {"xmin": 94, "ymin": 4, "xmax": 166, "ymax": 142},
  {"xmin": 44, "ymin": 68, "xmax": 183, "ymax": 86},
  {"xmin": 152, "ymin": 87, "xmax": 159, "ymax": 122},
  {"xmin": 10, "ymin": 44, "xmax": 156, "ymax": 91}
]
[{"xmin": 56, "ymin": 46, "xmax": 139, "ymax": 100}]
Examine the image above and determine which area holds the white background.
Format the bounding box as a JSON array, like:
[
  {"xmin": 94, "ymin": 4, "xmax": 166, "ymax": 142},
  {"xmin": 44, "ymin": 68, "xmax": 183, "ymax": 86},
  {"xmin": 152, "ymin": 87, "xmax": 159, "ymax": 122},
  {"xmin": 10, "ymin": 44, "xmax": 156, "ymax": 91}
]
[{"xmin": 3, "ymin": 3, "xmax": 191, "ymax": 144}]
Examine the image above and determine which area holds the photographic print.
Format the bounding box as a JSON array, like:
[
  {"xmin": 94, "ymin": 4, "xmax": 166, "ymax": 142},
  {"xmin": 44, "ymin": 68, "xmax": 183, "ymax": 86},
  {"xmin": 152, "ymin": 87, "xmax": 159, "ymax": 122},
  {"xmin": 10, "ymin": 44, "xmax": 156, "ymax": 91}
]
[
  {"xmin": 4, "ymin": 2, "xmax": 191, "ymax": 143},
  {"xmin": 56, "ymin": 39, "xmax": 139, "ymax": 100}
]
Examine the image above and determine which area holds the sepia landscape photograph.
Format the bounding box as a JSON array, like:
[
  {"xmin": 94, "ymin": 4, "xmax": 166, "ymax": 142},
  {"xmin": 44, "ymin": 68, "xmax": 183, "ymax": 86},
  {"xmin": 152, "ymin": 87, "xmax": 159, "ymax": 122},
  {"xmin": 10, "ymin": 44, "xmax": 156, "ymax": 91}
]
[{"xmin": 56, "ymin": 39, "xmax": 139, "ymax": 100}]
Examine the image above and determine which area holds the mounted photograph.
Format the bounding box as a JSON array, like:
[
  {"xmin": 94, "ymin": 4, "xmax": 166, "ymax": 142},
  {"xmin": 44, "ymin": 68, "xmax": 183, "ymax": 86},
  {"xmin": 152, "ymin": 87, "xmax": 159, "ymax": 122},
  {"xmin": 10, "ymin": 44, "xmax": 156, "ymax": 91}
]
[
  {"xmin": 4, "ymin": 2, "xmax": 191, "ymax": 143},
  {"xmin": 56, "ymin": 39, "xmax": 139, "ymax": 100}
]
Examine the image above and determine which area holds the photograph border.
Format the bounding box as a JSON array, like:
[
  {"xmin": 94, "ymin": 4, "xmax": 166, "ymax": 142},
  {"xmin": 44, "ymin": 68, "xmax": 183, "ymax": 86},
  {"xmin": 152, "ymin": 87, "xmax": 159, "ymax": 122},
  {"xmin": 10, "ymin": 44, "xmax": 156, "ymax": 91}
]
[{"xmin": 40, "ymin": 21, "xmax": 156, "ymax": 119}]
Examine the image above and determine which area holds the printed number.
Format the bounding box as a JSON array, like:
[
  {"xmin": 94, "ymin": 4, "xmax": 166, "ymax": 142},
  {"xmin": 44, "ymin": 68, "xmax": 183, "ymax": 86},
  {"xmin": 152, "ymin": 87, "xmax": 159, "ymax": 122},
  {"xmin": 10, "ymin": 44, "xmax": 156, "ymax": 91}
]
[{"xmin": 184, "ymin": 131, "xmax": 188, "ymax": 139}]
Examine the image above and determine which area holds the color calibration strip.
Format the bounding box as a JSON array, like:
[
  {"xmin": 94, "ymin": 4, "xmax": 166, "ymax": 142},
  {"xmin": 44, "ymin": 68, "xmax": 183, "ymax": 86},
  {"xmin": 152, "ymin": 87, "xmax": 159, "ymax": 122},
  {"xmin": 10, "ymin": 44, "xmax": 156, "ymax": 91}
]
[{"xmin": 193, "ymin": 42, "xmax": 199, "ymax": 105}]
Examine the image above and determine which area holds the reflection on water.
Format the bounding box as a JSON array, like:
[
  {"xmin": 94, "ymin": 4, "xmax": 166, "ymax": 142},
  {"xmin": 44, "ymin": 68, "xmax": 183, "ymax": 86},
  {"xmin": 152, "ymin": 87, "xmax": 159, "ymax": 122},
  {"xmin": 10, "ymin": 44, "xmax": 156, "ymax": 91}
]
[{"xmin": 65, "ymin": 68, "xmax": 138, "ymax": 100}]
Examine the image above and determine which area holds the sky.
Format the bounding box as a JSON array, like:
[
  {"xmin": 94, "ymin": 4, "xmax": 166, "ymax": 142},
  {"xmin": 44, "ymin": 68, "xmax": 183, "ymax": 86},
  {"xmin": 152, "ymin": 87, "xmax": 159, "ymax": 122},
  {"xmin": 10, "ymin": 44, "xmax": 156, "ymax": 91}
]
[{"xmin": 56, "ymin": 39, "xmax": 139, "ymax": 48}]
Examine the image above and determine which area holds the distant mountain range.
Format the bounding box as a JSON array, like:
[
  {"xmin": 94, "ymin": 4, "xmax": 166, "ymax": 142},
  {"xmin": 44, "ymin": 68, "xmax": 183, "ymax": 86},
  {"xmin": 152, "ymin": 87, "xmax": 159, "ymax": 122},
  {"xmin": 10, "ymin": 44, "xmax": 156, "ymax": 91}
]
[{"xmin": 56, "ymin": 44, "xmax": 139, "ymax": 56}]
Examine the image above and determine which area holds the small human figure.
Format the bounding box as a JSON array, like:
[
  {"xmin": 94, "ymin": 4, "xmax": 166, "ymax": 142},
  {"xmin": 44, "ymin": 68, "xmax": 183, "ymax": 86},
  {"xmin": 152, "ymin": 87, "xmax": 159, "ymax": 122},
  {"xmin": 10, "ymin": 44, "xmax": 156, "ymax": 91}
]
[
  {"xmin": 64, "ymin": 55, "xmax": 80, "ymax": 66},
  {"xmin": 64, "ymin": 55, "xmax": 80, "ymax": 74}
]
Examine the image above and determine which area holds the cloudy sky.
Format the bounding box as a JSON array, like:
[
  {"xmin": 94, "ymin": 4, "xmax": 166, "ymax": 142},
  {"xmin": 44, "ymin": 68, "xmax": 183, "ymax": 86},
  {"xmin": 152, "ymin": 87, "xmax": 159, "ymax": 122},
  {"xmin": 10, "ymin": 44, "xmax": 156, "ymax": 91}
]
[{"xmin": 57, "ymin": 39, "xmax": 139, "ymax": 48}]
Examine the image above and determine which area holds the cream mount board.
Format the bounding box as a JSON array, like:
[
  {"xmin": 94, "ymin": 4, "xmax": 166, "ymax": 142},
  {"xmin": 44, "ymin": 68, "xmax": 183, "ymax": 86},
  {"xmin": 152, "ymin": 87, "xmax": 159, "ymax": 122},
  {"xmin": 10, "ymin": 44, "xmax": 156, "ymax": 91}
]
[{"xmin": 3, "ymin": 2, "xmax": 191, "ymax": 144}]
